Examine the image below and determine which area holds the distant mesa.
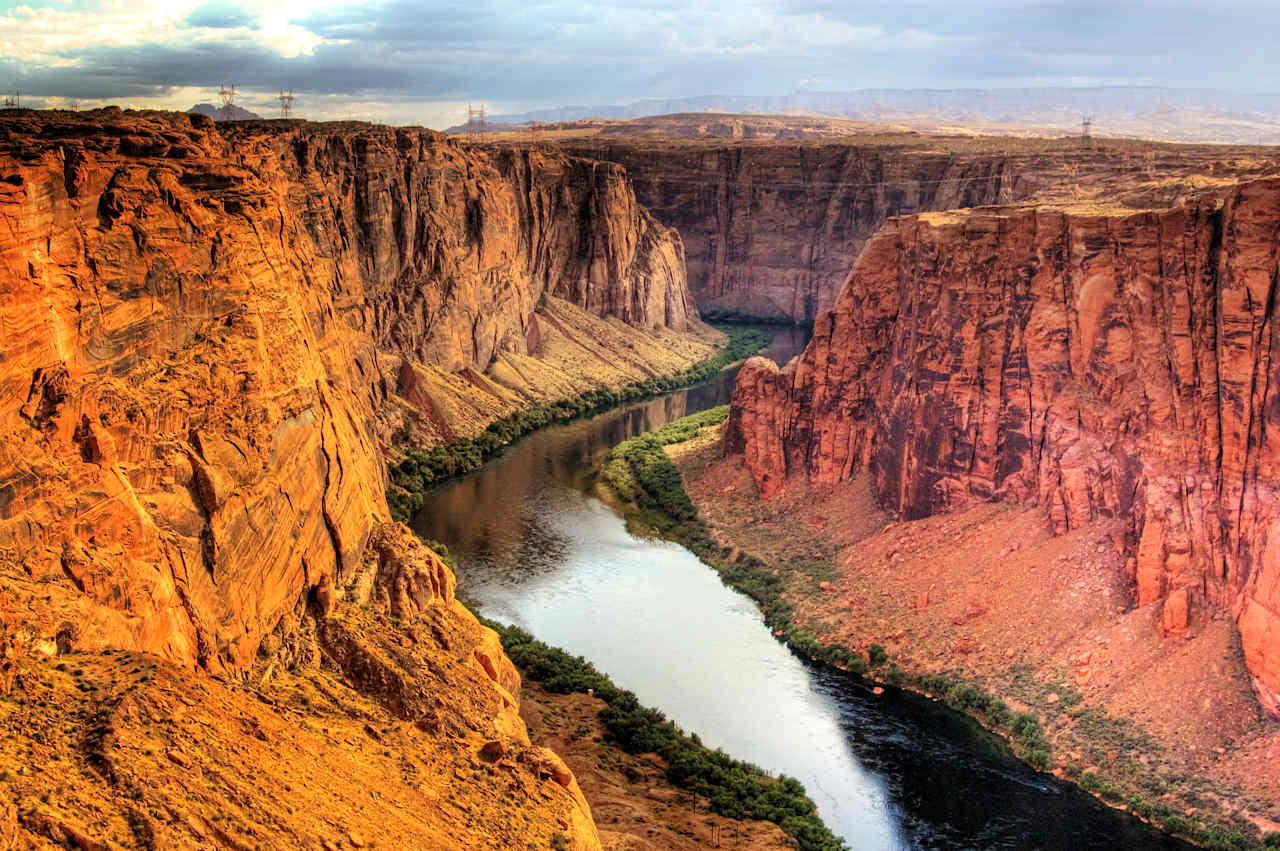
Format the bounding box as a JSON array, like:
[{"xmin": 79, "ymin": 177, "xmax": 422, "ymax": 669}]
[
  {"xmin": 188, "ymin": 102, "xmax": 262, "ymax": 122},
  {"xmin": 461, "ymin": 86, "xmax": 1280, "ymax": 145},
  {"xmin": 443, "ymin": 119, "xmax": 524, "ymax": 135},
  {"xmin": 442, "ymin": 113, "xmax": 905, "ymax": 141}
]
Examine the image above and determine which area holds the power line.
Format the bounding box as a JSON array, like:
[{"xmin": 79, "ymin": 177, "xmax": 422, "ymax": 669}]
[
  {"xmin": 466, "ymin": 102, "xmax": 486, "ymax": 142},
  {"xmin": 217, "ymin": 84, "xmax": 237, "ymax": 121}
]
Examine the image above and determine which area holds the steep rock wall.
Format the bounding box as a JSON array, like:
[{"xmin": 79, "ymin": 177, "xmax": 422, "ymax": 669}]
[
  {"xmin": 565, "ymin": 142, "xmax": 1023, "ymax": 321},
  {"xmin": 263, "ymin": 129, "xmax": 694, "ymax": 373},
  {"xmin": 564, "ymin": 139, "xmax": 1280, "ymax": 324},
  {"xmin": 725, "ymin": 180, "xmax": 1280, "ymax": 715},
  {"xmin": 0, "ymin": 109, "xmax": 694, "ymax": 676}
]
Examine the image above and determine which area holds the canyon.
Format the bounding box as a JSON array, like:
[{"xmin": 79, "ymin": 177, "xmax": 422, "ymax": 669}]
[
  {"xmin": 4, "ymin": 102, "xmax": 1280, "ymax": 848},
  {"xmin": 0, "ymin": 107, "xmax": 702, "ymax": 675},
  {"xmin": 721, "ymin": 180, "xmax": 1280, "ymax": 814},
  {"xmin": 724, "ymin": 180, "xmax": 1280, "ymax": 714},
  {"xmin": 567, "ymin": 139, "xmax": 1017, "ymax": 322},
  {"xmin": 516, "ymin": 118, "xmax": 1280, "ymax": 323},
  {"xmin": 0, "ymin": 108, "xmax": 715, "ymax": 848}
]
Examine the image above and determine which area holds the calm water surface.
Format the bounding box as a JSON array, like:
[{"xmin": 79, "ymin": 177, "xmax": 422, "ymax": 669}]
[{"xmin": 415, "ymin": 327, "xmax": 1189, "ymax": 850}]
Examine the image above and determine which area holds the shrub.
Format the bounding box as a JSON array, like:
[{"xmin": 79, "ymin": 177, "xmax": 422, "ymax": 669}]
[
  {"xmin": 1201, "ymin": 828, "xmax": 1248, "ymax": 851},
  {"xmin": 1023, "ymin": 747, "xmax": 1051, "ymax": 770},
  {"xmin": 944, "ymin": 683, "xmax": 982, "ymax": 709},
  {"xmin": 488, "ymin": 620, "xmax": 846, "ymax": 851},
  {"xmin": 916, "ymin": 673, "xmax": 954, "ymax": 696},
  {"xmin": 1011, "ymin": 713, "xmax": 1039, "ymax": 737},
  {"xmin": 982, "ymin": 697, "xmax": 1011, "ymax": 726},
  {"xmin": 387, "ymin": 327, "xmax": 769, "ymax": 522},
  {"xmin": 866, "ymin": 644, "xmax": 889, "ymax": 668}
]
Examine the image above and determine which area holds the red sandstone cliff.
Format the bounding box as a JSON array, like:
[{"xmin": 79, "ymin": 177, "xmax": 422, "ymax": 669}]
[
  {"xmin": 565, "ymin": 142, "xmax": 1016, "ymax": 322},
  {"xmin": 263, "ymin": 127, "xmax": 695, "ymax": 373},
  {"xmin": 0, "ymin": 109, "xmax": 693, "ymax": 675},
  {"xmin": 560, "ymin": 137, "xmax": 1280, "ymax": 323},
  {"xmin": 726, "ymin": 180, "xmax": 1280, "ymax": 716},
  {"xmin": 0, "ymin": 108, "xmax": 712, "ymax": 848}
]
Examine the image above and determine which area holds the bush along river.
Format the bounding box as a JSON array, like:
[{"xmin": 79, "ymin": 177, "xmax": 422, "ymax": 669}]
[{"xmin": 410, "ymin": 327, "xmax": 1194, "ymax": 850}]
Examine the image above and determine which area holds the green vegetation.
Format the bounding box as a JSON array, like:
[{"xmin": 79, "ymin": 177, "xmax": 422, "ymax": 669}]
[
  {"xmin": 489, "ymin": 620, "xmax": 846, "ymax": 851},
  {"xmin": 598, "ymin": 407, "xmax": 1280, "ymax": 850},
  {"xmin": 386, "ymin": 326, "xmax": 770, "ymax": 523},
  {"xmin": 597, "ymin": 405, "xmax": 1058, "ymax": 771},
  {"xmin": 600, "ymin": 405, "xmax": 733, "ymax": 519},
  {"xmin": 422, "ymin": 537, "xmax": 456, "ymax": 569},
  {"xmin": 700, "ymin": 310, "xmax": 814, "ymax": 330}
]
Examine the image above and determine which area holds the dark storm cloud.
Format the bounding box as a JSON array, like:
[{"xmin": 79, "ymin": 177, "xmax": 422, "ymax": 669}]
[
  {"xmin": 0, "ymin": 38, "xmax": 463, "ymax": 101},
  {"xmin": 3, "ymin": 0, "xmax": 1277, "ymax": 118}
]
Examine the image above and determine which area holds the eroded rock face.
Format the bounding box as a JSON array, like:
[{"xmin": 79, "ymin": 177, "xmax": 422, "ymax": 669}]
[
  {"xmin": 271, "ymin": 131, "xmax": 695, "ymax": 373},
  {"xmin": 726, "ymin": 179, "xmax": 1280, "ymax": 713},
  {"xmin": 0, "ymin": 109, "xmax": 694, "ymax": 675},
  {"xmin": 567, "ymin": 143, "xmax": 1017, "ymax": 322},
  {"xmin": 562, "ymin": 139, "xmax": 1280, "ymax": 325}
]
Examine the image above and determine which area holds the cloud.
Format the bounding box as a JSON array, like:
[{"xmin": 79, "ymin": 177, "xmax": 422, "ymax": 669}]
[
  {"xmin": 0, "ymin": 0, "xmax": 1277, "ymax": 129},
  {"xmin": 184, "ymin": 2, "xmax": 255, "ymax": 29},
  {"xmin": 0, "ymin": 0, "xmax": 340, "ymax": 67}
]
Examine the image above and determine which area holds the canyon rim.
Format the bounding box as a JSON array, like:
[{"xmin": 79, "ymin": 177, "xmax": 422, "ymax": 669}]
[{"xmin": 5, "ymin": 3, "xmax": 1280, "ymax": 847}]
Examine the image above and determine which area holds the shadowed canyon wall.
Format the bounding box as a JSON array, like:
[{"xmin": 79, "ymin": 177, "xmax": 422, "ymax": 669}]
[
  {"xmin": 726, "ymin": 179, "xmax": 1280, "ymax": 716},
  {"xmin": 566, "ymin": 142, "xmax": 1017, "ymax": 322},
  {"xmin": 0, "ymin": 109, "xmax": 694, "ymax": 680},
  {"xmin": 559, "ymin": 137, "xmax": 1280, "ymax": 324}
]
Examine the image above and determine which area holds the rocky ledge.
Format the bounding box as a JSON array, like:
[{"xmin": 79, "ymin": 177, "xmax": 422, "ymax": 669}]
[
  {"xmin": 0, "ymin": 107, "xmax": 712, "ymax": 849},
  {"xmin": 0, "ymin": 107, "xmax": 697, "ymax": 674},
  {"xmin": 726, "ymin": 179, "xmax": 1280, "ymax": 716}
]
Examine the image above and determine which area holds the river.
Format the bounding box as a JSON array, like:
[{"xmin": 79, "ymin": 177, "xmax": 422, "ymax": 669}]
[{"xmin": 413, "ymin": 327, "xmax": 1190, "ymax": 850}]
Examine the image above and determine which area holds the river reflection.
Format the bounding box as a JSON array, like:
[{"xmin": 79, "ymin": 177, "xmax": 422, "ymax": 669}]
[{"xmin": 414, "ymin": 326, "xmax": 1190, "ymax": 850}]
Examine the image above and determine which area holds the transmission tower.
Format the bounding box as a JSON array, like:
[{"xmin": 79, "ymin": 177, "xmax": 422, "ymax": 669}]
[
  {"xmin": 1081, "ymin": 115, "xmax": 1093, "ymax": 141},
  {"xmin": 218, "ymin": 84, "xmax": 237, "ymax": 121},
  {"xmin": 278, "ymin": 89, "xmax": 295, "ymax": 119},
  {"xmin": 466, "ymin": 102, "xmax": 486, "ymax": 142},
  {"xmin": 1, "ymin": 92, "xmax": 18, "ymax": 109}
]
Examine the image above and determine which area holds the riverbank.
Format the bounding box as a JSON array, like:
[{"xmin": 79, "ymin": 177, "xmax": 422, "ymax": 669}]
[
  {"xmin": 519, "ymin": 679, "xmax": 796, "ymax": 849},
  {"xmin": 490, "ymin": 620, "xmax": 845, "ymax": 850},
  {"xmin": 388, "ymin": 322, "xmax": 770, "ymax": 522},
  {"xmin": 600, "ymin": 408, "xmax": 1279, "ymax": 850}
]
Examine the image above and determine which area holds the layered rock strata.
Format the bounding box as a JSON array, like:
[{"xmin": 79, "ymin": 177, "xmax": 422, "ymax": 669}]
[
  {"xmin": 562, "ymin": 138, "xmax": 1280, "ymax": 322},
  {"xmin": 1, "ymin": 523, "xmax": 600, "ymax": 849},
  {"xmin": 0, "ymin": 107, "xmax": 708, "ymax": 849},
  {"xmin": 565, "ymin": 142, "xmax": 1015, "ymax": 321},
  {"xmin": 726, "ymin": 179, "xmax": 1280, "ymax": 715},
  {"xmin": 0, "ymin": 108, "xmax": 695, "ymax": 674}
]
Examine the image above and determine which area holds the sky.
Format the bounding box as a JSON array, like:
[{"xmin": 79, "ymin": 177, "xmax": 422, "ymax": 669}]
[{"xmin": 1, "ymin": 0, "xmax": 1277, "ymax": 129}]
